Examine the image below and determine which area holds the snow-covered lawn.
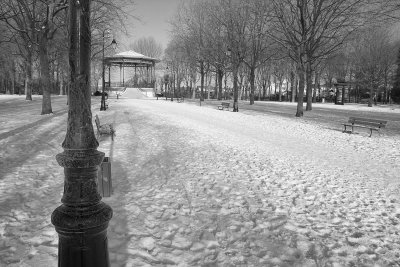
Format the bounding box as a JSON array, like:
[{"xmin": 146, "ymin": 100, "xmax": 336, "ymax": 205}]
[
  {"xmin": 256, "ymin": 100, "xmax": 400, "ymax": 113},
  {"xmin": 0, "ymin": 95, "xmax": 399, "ymax": 266}
]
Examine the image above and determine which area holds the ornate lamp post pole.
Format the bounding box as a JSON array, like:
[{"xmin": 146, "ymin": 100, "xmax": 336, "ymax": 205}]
[
  {"xmin": 52, "ymin": 1, "xmax": 112, "ymax": 266},
  {"xmin": 164, "ymin": 66, "xmax": 170, "ymax": 101},
  {"xmin": 226, "ymin": 47, "xmax": 240, "ymax": 112},
  {"xmin": 171, "ymin": 66, "xmax": 174, "ymax": 102},
  {"xmin": 100, "ymin": 31, "xmax": 117, "ymax": 111}
]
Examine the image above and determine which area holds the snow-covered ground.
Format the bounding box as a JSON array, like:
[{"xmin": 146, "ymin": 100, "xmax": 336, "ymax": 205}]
[
  {"xmin": 256, "ymin": 100, "xmax": 400, "ymax": 113},
  {"xmin": 0, "ymin": 95, "xmax": 399, "ymax": 266}
]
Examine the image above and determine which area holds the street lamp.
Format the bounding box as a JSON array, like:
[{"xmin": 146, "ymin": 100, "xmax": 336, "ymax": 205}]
[
  {"xmin": 164, "ymin": 66, "xmax": 169, "ymax": 100},
  {"xmin": 170, "ymin": 66, "xmax": 174, "ymax": 102},
  {"xmin": 226, "ymin": 46, "xmax": 240, "ymax": 112},
  {"xmin": 52, "ymin": 1, "xmax": 112, "ymax": 266},
  {"xmin": 100, "ymin": 31, "xmax": 117, "ymax": 111}
]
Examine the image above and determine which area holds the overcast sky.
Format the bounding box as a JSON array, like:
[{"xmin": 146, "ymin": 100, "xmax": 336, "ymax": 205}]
[{"xmin": 119, "ymin": 0, "xmax": 182, "ymax": 51}]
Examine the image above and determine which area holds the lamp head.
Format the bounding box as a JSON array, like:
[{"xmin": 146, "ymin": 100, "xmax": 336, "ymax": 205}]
[
  {"xmin": 111, "ymin": 39, "xmax": 117, "ymax": 50},
  {"xmin": 226, "ymin": 47, "xmax": 232, "ymax": 57}
]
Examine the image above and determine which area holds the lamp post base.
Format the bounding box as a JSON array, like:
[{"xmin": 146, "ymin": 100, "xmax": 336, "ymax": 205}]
[
  {"xmin": 100, "ymin": 97, "xmax": 107, "ymax": 111},
  {"xmin": 52, "ymin": 150, "xmax": 113, "ymax": 267},
  {"xmin": 52, "ymin": 203, "xmax": 112, "ymax": 267}
]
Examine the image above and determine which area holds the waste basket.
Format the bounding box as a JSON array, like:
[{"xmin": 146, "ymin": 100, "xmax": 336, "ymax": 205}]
[{"xmin": 98, "ymin": 157, "xmax": 112, "ymax": 197}]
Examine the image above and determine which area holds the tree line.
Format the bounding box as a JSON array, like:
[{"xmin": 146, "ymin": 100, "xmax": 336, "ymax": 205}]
[
  {"xmin": 0, "ymin": 0, "xmax": 133, "ymax": 114},
  {"xmin": 164, "ymin": 0, "xmax": 400, "ymax": 116}
]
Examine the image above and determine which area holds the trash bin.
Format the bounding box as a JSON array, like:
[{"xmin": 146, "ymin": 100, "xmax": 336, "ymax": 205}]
[{"xmin": 97, "ymin": 157, "xmax": 112, "ymax": 197}]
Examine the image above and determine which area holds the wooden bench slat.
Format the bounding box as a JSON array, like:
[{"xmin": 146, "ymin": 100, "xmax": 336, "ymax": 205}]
[
  {"xmin": 347, "ymin": 121, "xmax": 386, "ymax": 129},
  {"xmin": 95, "ymin": 115, "xmax": 115, "ymax": 140},
  {"xmin": 343, "ymin": 116, "xmax": 387, "ymax": 137},
  {"xmin": 343, "ymin": 124, "xmax": 379, "ymax": 130},
  {"xmin": 348, "ymin": 117, "xmax": 387, "ymax": 125},
  {"xmin": 218, "ymin": 102, "xmax": 230, "ymax": 111}
]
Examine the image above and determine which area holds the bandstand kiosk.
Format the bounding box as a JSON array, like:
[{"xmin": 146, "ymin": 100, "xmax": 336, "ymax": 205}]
[{"xmin": 103, "ymin": 50, "xmax": 160, "ymax": 98}]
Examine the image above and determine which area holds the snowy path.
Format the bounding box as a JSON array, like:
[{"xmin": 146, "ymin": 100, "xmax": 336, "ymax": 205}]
[{"xmin": 0, "ymin": 96, "xmax": 399, "ymax": 266}]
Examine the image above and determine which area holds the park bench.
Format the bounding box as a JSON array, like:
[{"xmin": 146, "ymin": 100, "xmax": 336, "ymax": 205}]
[
  {"xmin": 95, "ymin": 115, "xmax": 115, "ymax": 140},
  {"xmin": 342, "ymin": 117, "xmax": 387, "ymax": 137},
  {"xmin": 218, "ymin": 102, "xmax": 230, "ymax": 111}
]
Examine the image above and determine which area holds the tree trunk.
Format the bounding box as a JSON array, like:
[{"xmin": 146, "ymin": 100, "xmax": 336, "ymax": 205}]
[
  {"xmin": 268, "ymin": 83, "xmax": 271, "ymax": 100},
  {"xmin": 296, "ymin": 64, "xmax": 305, "ymax": 117},
  {"xmin": 342, "ymin": 86, "xmax": 346, "ymax": 105},
  {"xmin": 278, "ymin": 81, "xmax": 282, "ymax": 102},
  {"xmin": 290, "ymin": 71, "xmax": 294, "ymax": 102},
  {"xmin": 218, "ymin": 69, "xmax": 223, "ymax": 101},
  {"xmin": 200, "ymin": 60, "xmax": 205, "ymax": 103},
  {"xmin": 262, "ymin": 81, "xmax": 266, "ymax": 100},
  {"xmin": 238, "ymin": 73, "xmax": 244, "ymax": 101},
  {"xmin": 11, "ymin": 72, "xmax": 15, "ymax": 95},
  {"xmin": 292, "ymin": 74, "xmax": 297, "ymax": 102},
  {"xmin": 384, "ymin": 75, "xmax": 388, "ymax": 104},
  {"xmin": 249, "ymin": 66, "xmax": 255, "ymax": 105},
  {"xmin": 25, "ymin": 52, "xmax": 33, "ymax": 101},
  {"xmin": 191, "ymin": 79, "xmax": 195, "ymax": 99},
  {"xmin": 305, "ymin": 61, "xmax": 312, "ymax": 111},
  {"xmin": 214, "ymin": 71, "xmax": 218, "ymax": 99},
  {"xmin": 224, "ymin": 74, "xmax": 227, "ymax": 100},
  {"xmin": 233, "ymin": 64, "xmax": 239, "ymax": 112},
  {"xmin": 313, "ymin": 71, "xmax": 318, "ymax": 103},
  {"xmin": 39, "ymin": 32, "xmax": 53, "ymax": 114},
  {"xmin": 5, "ymin": 77, "xmax": 10, "ymax": 94},
  {"xmin": 60, "ymin": 77, "xmax": 64, "ymax": 95}
]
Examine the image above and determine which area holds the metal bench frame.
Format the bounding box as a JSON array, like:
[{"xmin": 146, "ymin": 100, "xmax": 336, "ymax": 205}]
[
  {"xmin": 95, "ymin": 115, "xmax": 115, "ymax": 140},
  {"xmin": 342, "ymin": 117, "xmax": 387, "ymax": 137},
  {"xmin": 218, "ymin": 102, "xmax": 230, "ymax": 111}
]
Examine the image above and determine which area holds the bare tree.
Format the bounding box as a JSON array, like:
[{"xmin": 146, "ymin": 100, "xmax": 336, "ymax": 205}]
[
  {"xmin": 209, "ymin": 0, "xmax": 250, "ymax": 112},
  {"xmin": 351, "ymin": 26, "xmax": 395, "ymax": 106},
  {"xmin": 270, "ymin": 0, "xmax": 371, "ymax": 116},
  {"xmin": 0, "ymin": 0, "xmax": 40, "ymax": 101},
  {"xmin": 241, "ymin": 0, "xmax": 276, "ymax": 105},
  {"xmin": 128, "ymin": 36, "xmax": 163, "ymax": 58},
  {"xmin": 170, "ymin": 1, "xmax": 210, "ymax": 104}
]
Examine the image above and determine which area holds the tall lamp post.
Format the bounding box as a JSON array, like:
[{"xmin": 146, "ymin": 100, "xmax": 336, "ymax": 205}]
[
  {"xmin": 171, "ymin": 66, "xmax": 174, "ymax": 102},
  {"xmin": 52, "ymin": 1, "xmax": 112, "ymax": 266},
  {"xmin": 226, "ymin": 47, "xmax": 240, "ymax": 112},
  {"xmin": 164, "ymin": 66, "xmax": 170, "ymax": 100},
  {"xmin": 100, "ymin": 31, "xmax": 117, "ymax": 111}
]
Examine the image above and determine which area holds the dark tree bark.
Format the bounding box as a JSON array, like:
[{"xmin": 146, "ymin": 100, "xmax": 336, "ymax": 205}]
[
  {"xmin": 200, "ymin": 60, "xmax": 205, "ymax": 104},
  {"xmin": 249, "ymin": 66, "xmax": 255, "ymax": 105},
  {"xmin": 25, "ymin": 52, "xmax": 33, "ymax": 101},
  {"xmin": 305, "ymin": 61, "xmax": 313, "ymax": 111},
  {"xmin": 39, "ymin": 31, "xmax": 53, "ymax": 114},
  {"xmin": 217, "ymin": 68, "xmax": 223, "ymax": 101},
  {"xmin": 233, "ymin": 64, "xmax": 239, "ymax": 112},
  {"xmin": 296, "ymin": 64, "xmax": 305, "ymax": 117}
]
